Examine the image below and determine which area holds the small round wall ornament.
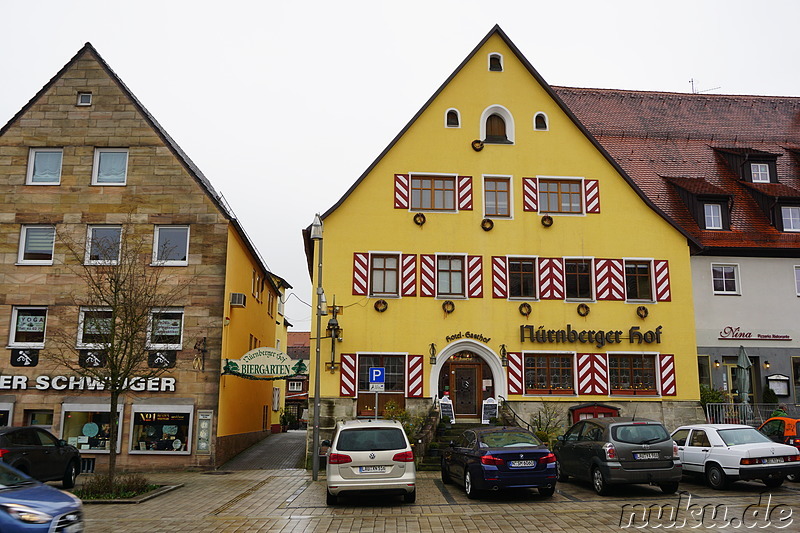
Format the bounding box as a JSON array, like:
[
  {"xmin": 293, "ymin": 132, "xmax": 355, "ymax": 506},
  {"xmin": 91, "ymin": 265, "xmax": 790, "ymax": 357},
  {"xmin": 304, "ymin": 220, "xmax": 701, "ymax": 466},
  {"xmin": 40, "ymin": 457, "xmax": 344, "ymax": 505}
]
[
  {"xmin": 374, "ymin": 299, "xmax": 388, "ymax": 313},
  {"xmin": 541, "ymin": 215, "xmax": 554, "ymax": 227},
  {"xmin": 471, "ymin": 139, "xmax": 484, "ymax": 152},
  {"xmin": 636, "ymin": 305, "xmax": 649, "ymax": 319},
  {"xmin": 481, "ymin": 218, "xmax": 494, "ymax": 231},
  {"xmin": 413, "ymin": 213, "xmax": 426, "ymax": 226},
  {"xmin": 442, "ymin": 300, "xmax": 455, "ymax": 314},
  {"xmin": 577, "ymin": 303, "xmax": 590, "ymax": 317},
  {"xmin": 518, "ymin": 302, "xmax": 532, "ymax": 317}
]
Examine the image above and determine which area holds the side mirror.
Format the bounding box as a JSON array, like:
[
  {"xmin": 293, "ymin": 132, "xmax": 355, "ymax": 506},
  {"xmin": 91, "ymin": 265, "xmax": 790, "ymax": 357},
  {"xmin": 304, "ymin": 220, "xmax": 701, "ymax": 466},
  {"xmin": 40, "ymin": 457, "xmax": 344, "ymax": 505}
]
[{"xmin": 58, "ymin": 439, "xmax": 69, "ymax": 447}]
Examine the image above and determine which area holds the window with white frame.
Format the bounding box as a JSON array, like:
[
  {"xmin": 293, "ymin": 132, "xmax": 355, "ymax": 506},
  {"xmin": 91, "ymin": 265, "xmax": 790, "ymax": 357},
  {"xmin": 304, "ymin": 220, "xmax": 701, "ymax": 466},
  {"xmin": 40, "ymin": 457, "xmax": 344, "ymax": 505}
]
[
  {"xmin": 565, "ymin": 259, "xmax": 593, "ymax": 300},
  {"xmin": 704, "ymin": 203, "xmax": 723, "ymax": 229},
  {"xmin": 288, "ymin": 381, "xmax": 303, "ymax": 392},
  {"xmin": 148, "ymin": 309, "xmax": 184, "ymax": 350},
  {"xmin": 86, "ymin": 225, "xmax": 122, "ymax": 264},
  {"xmin": 77, "ymin": 308, "xmax": 112, "ymax": 347},
  {"xmin": 712, "ymin": 264, "xmax": 739, "ymax": 294},
  {"xmin": 488, "ymin": 53, "xmax": 503, "ymax": 71},
  {"xmin": 624, "ymin": 260, "xmax": 653, "ymax": 301},
  {"xmin": 750, "ymin": 163, "xmax": 770, "ymax": 183},
  {"xmin": 508, "ymin": 258, "xmax": 536, "ymax": 298},
  {"xmin": 9, "ymin": 307, "xmax": 47, "ymax": 348},
  {"xmin": 61, "ymin": 402, "xmax": 123, "ymax": 453},
  {"xmin": 27, "ymin": 148, "xmax": 63, "ymax": 185},
  {"xmin": 152, "ymin": 226, "xmax": 189, "ymax": 265},
  {"xmin": 484, "ymin": 177, "xmax": 510, "ymax": 217},
  {"xmin": 782, "ymin": 206, "xmax": 800, "ymax": 232},
  {"xmin": 370, "ymin": 254, "xmax": 399, "ymax": 297},
  {"xmin": 437, "ymin": 255, "xmax": 465, "ymax": 297},
  {"xmin": 534, "ymin": 113, "xmax": 548, "ymax": 131},
  {"xmin": 92, "ymin": 148, "xmax": 128, "ymax": 185},
  {"xmin": 18, "ymin": 225, "xmax": 55, "ymax": 265},
  {"xmin": 795, "ymin": 266, "xmax": 800, "ymax": 296},
  {"xmin": 445, "ymin": 109, "xmax": 460, "ymax": 128},
  {"xmin": 129, "ymin": 403, "xmax": 192, "ymax": 454},
  {"xmin": 410, "ymin": 175, "xmax": 456, "ymax": 211}
]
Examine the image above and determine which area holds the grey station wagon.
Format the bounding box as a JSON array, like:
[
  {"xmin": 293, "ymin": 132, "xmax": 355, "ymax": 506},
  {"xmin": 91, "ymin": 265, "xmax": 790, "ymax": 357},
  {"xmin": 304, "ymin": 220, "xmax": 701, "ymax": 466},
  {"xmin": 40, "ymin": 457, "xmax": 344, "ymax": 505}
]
[{"xmin": 553, "ymin": 417, "xmax": 682, "ymax": 495}]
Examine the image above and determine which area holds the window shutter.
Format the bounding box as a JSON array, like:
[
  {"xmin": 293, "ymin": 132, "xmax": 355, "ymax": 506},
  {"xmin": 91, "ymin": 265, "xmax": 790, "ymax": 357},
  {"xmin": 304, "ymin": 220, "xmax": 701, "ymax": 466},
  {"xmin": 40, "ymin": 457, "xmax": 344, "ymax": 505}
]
[
  {"xmin": 340, "ymin": 353, "xmax": 357, "ymax": 397},
  {"xmin": 467, "ymin": 255, "xmax": 483, "ymax": 298},
  {"xmin": 419, "ymin": 254, "xmax": 436, "ymax": 297},
  {"xmin": 394, "ymin": 174, "xmax": 409, "ymax": 209},
  {"xmin": 538, "ymin": 258, "xmax": 564, "ymax": 299},
  {"xmin": 401, "ymin": 254, "xmax": 417, "ymax": 297},
  {"xmin": 577, "ymin": 353, "xmax": 608, "ymax": 395},
  {"xmin": 522, "ymin": 177, "xmax": 538, "ymax": 212},
  {"xmin": 407, "ymin": 354, "xmax": 423, "ymax": 397},
  {"xmin": 352, "ymin": 253, "xmax": 369, "ymax": 296},
  {"xmin": 654, "ymin": 260, "xmax": 671, "ymax": 301},
  {"xmin": 659, "ymin": 354, "xmax": 676, "ymax": 396},
  {"xmin": 491, "ymin": 256, "xmax": 508, "ymax": 298},
  {"xmin": 595, "ymin": 259, "xmax": 624, "ymax": 300},
  {"xmin": 585, "ymin": 179, "xmax": 600, "ymax": 213},
  {"xmin": 457, "ymin": 176, "xmax": 473, "ymax": 210},
  {"xmin": 507, "ymin": 352, "xmax": 523, "ymax": 395}
]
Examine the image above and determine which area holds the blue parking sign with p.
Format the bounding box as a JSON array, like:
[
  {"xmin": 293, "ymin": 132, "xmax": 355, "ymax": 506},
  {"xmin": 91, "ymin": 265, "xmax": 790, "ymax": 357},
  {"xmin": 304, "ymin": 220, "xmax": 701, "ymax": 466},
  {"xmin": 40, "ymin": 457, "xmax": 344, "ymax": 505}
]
[{"xmin": 369, "ymin": 367, "xmax": 385, "ymax": 383}]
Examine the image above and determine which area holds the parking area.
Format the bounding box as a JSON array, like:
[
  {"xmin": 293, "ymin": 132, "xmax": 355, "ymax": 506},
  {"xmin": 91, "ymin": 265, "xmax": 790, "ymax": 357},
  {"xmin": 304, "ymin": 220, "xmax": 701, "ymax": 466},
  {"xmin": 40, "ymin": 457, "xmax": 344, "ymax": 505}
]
[{"xmin": 81, "ymin": 470, "xmax": 800, "ymax": 532}]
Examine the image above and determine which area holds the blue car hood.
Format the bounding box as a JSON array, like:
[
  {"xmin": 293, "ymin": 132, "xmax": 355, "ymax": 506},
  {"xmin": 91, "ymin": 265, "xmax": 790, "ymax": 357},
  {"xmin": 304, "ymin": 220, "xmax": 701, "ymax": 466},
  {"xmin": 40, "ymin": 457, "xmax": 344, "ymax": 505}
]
[{"xmin": 0, "ymin": 483, "xmax": 81, "ymax": 514}]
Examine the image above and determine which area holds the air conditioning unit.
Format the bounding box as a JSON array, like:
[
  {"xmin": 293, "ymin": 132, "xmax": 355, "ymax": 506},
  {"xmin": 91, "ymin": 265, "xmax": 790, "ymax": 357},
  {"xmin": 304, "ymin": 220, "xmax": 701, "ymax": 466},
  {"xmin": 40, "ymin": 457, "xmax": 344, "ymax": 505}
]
[{"xmin": 230, "ymin": 292, "xmax": 246, "ymax": 308}]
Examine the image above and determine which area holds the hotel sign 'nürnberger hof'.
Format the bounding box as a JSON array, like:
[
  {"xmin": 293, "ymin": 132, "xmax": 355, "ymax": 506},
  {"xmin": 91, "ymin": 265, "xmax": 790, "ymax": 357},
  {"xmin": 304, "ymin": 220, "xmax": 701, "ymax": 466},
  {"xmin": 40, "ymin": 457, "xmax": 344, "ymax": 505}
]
[{"xmin": 520, "ymin": 324, "xmax": 663, "ymax": 349}]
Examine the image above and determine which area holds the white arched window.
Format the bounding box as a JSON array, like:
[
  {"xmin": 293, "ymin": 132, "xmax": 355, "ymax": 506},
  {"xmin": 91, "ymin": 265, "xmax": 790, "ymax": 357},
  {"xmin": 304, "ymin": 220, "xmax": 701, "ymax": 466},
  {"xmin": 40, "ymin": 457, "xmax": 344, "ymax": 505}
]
[
  {"xmin": 445, "ymin": 109, "xmax": 461, "ymax": 128},
  {"xmin": 488, "ymin": 53, "xmax": 503, "ymax": 72},
  {"xmin": 480, "ymin": 105, "xmax": 514, "ymax": 144},
  {"xmin": 534, "ymin": 112, "xmax": 549, "ymax": 131}
]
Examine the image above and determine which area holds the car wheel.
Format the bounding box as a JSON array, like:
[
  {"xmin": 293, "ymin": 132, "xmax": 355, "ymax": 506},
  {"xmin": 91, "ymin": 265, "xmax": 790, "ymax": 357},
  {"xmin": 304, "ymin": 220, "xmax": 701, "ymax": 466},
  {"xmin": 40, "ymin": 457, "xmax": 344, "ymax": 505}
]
[
  {"xmin": 592, "ymin": 466, "xmax": 611, "ymax": 496},
  {"xmin": 464, "ymin": 470, "xmax": 479, "ymax": 499},
  {"xmin": 326, "ymin": 489, "xmax": 337, "ymax": 505},
  {"xmin": 763, "ymin": 476, "xmax": 784, "ymax": 489},
  {"xmin": 403, "ymin": 489, "xmax": 416, "ymax": 503},
  {"xmin": 556, "ymin": 461, "xmax": 568, "ymax": 482},
  {"xmin": 538, "ymin": 485, "xmax": 556, "ymax": 498},
  {"xmin": 441, "ymin": 459, "xmax": 452, "ymax": 484},
  {"xmin": 706, "ymin": 464, "xmax": 727, "ymax": 490},
  {"xmin": 62, "ymin": 461, "xmax": 78, "ymax": 489},
  {"xmin": 659, "ymin": 482, "xmax": 679, "ymax": 494}
]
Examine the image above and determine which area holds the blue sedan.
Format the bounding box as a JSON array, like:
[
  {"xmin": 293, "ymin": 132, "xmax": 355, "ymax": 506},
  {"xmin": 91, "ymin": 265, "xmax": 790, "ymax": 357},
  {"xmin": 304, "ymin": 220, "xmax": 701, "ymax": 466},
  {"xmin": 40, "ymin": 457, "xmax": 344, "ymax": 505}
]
[
  {"xmin": 0, "ymin": 461, "xmax": 84, "ymax": 532},
  {"xmin": 441, "ymin": 427, "xmax": 557, "ymax": 498}
]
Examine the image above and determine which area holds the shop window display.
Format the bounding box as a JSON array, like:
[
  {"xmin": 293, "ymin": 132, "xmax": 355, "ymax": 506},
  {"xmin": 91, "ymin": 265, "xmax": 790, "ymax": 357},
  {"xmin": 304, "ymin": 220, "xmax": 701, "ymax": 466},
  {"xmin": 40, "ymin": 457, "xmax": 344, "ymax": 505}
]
[
  {"xmin": 131, "ymin": 412, "xmax": 190, "ymax": 452},
  {"xmin": 62, "ymin": 410, "xmax": 119, "ymax": 452}
]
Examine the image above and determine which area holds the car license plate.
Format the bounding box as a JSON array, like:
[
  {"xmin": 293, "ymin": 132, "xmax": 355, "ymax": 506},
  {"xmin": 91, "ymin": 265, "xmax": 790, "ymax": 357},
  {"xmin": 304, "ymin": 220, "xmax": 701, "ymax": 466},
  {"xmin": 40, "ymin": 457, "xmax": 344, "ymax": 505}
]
[
  {"xmin": 634, "ymin": 452, "xmax": 659, "ymax": 460},
  {"xmin": 359, "ymin": 465, "xmax": 386, "ymax": 473},
  {"xmin": 766, "ymin": 457, "xmax": 785, "ymax": 464},
  {"xmin": 510, "ymin": 460, "xmax": 536, "ymax": 468}
]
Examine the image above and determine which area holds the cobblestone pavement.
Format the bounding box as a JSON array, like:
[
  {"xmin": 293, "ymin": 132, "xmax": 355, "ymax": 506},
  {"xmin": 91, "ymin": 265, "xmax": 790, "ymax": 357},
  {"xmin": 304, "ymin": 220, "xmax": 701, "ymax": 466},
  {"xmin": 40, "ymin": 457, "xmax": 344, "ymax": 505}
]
[{"xmin": 80, "ymin": 469, "xmax": 800, "ymax": 532}]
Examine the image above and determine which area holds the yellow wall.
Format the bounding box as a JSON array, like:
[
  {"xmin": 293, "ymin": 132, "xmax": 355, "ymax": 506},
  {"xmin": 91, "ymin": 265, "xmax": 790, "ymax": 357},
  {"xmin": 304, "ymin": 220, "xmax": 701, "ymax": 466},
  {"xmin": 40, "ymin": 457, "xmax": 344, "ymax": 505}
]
[
  {"xmin": 312, "ymin": 32, "xmax": 699, "ymax": 403},
  {"xmin": 218, "ymin": 226, "xmax": 284, "ymax": 436}
]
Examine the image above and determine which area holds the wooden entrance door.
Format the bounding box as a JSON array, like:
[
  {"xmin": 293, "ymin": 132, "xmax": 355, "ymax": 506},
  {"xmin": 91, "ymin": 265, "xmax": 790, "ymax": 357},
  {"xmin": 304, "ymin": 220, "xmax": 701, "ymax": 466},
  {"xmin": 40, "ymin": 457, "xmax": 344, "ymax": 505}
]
[{"xmin": 451, "ymin": 364, "xmax": 481, "ymax": 417}]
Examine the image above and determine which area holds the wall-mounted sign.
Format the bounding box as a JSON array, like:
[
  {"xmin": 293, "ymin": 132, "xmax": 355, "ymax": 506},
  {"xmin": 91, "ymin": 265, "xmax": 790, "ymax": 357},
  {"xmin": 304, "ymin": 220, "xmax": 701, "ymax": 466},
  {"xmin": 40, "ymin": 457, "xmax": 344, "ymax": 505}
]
[
  {"xmin": 520, "ymin": 325, "xmax": 663, "ymax": 348},
  {"xmin": 10, "ymin": 349, "xmax": 38, "ymax": 367},
  {"xmin": 223, "ymin": 347, "xmax": 307, "ymax": 377},
  {"xmin": 0, "ymin": 375, "xmax": 176, "ymax": 392},
  {"xmin": 445, "ymin": 331, "xmax": 491, "ymax": 343},
  {"xmin": 718, "ymin": 326, "xmax": 792, "ymax": 341}
]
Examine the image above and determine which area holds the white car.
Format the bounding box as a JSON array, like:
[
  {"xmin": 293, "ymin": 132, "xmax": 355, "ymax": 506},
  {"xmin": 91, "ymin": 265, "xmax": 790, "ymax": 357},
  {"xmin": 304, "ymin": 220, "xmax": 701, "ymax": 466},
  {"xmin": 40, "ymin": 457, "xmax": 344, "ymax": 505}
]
[
  {"xmin": 325, "ymin": 419, "xmax": 416, "ymax": 504},
  {"xmin": 671, "ymin": 424, "xmax": 800, "ymax": 489}
]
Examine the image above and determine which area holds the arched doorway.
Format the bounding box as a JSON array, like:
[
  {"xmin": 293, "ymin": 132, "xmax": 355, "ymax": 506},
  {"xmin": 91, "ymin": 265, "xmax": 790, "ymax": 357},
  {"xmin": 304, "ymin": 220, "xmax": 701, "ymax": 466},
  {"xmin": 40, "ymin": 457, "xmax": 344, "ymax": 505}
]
[{"xmin": 429, "ymin": 340, "xmax": 506, "ymax": 417}]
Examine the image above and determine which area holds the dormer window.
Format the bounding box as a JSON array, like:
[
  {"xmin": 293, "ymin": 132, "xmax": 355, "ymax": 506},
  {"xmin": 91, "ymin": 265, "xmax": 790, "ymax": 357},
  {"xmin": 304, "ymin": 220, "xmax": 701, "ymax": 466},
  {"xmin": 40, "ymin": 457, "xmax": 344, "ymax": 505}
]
[
  {"xmin": 704, "ymin": 203, "xmax": 723, "ymax": 230},
  {"xmin": 534, "ymin": 113, "xmax": 548, "ymax": 131},
  {"xmin": 751, "ymin": 163, "xmax": 770, "ymax": 183},
  {"xmin": 781, "ymin": 206, "xmax": 800, "ymax": 232},
  {"xmin": 489, "ymin": 54, "xmax": 503, "ymax": 72},
  {"xmin": 445, "ymin": 109, "xmax": 460, "ymax": 128}
]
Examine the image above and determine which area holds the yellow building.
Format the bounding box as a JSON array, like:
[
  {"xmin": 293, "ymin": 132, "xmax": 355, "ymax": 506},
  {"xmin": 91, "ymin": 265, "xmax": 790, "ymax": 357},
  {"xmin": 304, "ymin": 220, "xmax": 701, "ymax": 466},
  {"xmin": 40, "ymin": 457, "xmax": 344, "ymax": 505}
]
[{"xmin": 304, "ymin": 26, "xmax": 702, "ymax": 440}]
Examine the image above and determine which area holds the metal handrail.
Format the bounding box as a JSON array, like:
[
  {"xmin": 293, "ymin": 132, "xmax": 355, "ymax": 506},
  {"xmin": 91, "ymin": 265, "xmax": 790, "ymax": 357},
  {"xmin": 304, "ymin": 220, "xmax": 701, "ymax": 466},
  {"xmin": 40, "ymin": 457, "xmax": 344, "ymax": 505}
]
[{"xmin": 497, "ymin": 396, "xmax": 534, "ymax": 432}]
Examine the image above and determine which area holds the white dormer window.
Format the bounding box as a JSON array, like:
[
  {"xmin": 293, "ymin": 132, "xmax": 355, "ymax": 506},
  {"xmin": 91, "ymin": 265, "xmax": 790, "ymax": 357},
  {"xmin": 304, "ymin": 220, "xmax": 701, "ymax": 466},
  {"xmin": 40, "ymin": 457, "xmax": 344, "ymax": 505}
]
[{"xmin": 751, "ymin": 163, "xmax": 770, "ymax": 183}]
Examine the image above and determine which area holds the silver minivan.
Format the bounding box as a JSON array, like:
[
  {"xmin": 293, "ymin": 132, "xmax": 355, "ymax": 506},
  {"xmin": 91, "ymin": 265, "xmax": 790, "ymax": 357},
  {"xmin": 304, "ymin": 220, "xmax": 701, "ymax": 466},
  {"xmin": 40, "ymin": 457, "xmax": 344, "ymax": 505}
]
[{"xmin": 325, "ymin": 419, "xmax": 416, "ymax": 505}]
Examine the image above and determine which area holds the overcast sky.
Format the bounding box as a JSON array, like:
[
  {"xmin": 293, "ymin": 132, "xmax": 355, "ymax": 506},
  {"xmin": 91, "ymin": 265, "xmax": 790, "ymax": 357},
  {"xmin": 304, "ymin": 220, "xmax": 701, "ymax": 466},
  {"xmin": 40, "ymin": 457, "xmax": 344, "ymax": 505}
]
[{"xmin": 2, "ymin": 1, "xmax": 798, "ymax": 332}]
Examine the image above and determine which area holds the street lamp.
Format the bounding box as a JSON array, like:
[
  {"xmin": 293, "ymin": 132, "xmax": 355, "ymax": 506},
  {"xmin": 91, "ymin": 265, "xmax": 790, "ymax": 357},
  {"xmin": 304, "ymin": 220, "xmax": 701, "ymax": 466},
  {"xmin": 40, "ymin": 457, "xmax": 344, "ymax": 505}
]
[{"xmin": 311, "ymin": 214, "xmax": 324, "ymax": 481}]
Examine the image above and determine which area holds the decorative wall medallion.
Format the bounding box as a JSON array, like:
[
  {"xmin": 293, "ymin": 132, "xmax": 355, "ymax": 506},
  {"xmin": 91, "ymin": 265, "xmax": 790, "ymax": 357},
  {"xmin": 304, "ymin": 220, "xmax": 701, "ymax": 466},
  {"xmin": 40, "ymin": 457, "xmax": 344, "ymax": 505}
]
[
  {"xmin": 413, "ymin": 213, "xmax": 426, "ymax": 226},
  {"xmin": 637, "ymin": 305, "xmax": 649, "ymax": 319},
  {"xmin": 481, "ymin": 218, "xmax": 494, "ymax": 231},
  {"xmin": 471, "ymin": 139, "xmax": 484, "ymax": 152},
  {"xmin": 442, "ymin": 301, "xmax": 455, "ymax": 314},
  {"xmin": 519, "ymin": 303, "xmax": 532, "ymax": 317},
  {"xmin": 541, "ymin": 215, "xmax": 553, "ymax": 227},
  {"xmin": 374, "ymin": 299, "xmax": 388, "ymax": 313},
  {"xmin": 577, "ymin": 303, "xmax": 590, "ymax": 317}
]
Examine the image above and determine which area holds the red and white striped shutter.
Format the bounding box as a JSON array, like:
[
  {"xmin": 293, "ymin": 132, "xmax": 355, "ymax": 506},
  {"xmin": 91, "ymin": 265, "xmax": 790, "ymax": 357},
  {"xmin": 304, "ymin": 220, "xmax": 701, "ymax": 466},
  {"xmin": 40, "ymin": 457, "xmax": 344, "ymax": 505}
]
[
  {"xmin": 407, "ymin": 354, "xmax": 423, "ymax": 398},
  {"xmin": 491, "ymin": 256, "xmax": 508, "ymax": 299},
  {"xmin": 654, "ymin": 260, "xmax": 671, "ymax": 302},
  {"xmin": 401, "ymin": 254, "xmax": 417, "ymax": 297},
  {"xmin": 394, "ymin": 174, "xmax": 410, "ymax": 209},
  {"xmin": 595, "ymin": 259, "xmax": 625, "ymax": 300},
  {"xmin": 457, "ymin": 176, "xmax": 473, "ymax": 211},
  {"xmin": 467, "ymin": 255, "xmax": 483, "ymax": 298},
  {"xmin": 340, "ymin": 353, "xmax": 357, "ymax": 397},
  {"xmin": 577, "ymin": 354, "xmax": 609, "ymax": 395},
  {"xmin": 352, "ymin": 253, "xmax": 369, "ymax": 296},
  {"xmin": 585, "ymin": 179, "xmax": 600, "ymax": 213},
  {"xmin": 659, "ymin": 354, "xmax": 676, "ymax": 396},
  {"xmin": 507, "ymin": 352, "xmax": 524, "ymax": 395},
  {"xmin": 419, "ymin": 254, "xmax": 436, "ymax": 297},
  {"xmin": 522, "ymin": 177, "xmax": 538, "ymax": 212},
  {"xmin": 538, "ymin": 258, "xmax": 564, "ymax": 300}
]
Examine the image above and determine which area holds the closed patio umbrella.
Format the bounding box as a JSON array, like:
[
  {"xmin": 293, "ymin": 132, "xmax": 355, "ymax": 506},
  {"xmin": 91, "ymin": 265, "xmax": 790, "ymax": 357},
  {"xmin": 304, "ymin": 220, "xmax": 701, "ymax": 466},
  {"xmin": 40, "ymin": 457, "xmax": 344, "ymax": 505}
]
[{"xmin": 736, "ymin": 345, "xmax": 751, "ymax": 405}]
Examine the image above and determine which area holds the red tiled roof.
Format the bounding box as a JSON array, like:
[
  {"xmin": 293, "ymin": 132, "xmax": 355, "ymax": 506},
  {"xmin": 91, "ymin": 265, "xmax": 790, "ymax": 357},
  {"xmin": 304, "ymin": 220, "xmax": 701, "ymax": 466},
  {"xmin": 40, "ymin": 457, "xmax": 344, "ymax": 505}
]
[{"xmin": 553, "ymin": 87, "xmax": 800, "ymax": 251}]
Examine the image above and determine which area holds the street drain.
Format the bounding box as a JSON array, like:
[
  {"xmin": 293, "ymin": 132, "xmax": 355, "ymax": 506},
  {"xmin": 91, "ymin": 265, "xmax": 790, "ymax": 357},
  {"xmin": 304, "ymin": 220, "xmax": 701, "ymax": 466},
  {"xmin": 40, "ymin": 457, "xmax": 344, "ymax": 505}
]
[
  {"xmin": 210, "ymin": 478, "xmax": 272, "ymax": 515},
  {"xmin": 202, "ymin": 471, "xmax": 233, "ymax": 475}
]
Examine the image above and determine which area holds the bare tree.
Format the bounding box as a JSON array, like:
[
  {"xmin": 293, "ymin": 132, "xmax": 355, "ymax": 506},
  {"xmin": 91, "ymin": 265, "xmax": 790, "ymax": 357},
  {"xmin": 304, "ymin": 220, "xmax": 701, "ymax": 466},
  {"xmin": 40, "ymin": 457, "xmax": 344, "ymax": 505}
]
[{"xmin": 47, "ymin": 220, "xmax": 191, "ymax": 479}]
